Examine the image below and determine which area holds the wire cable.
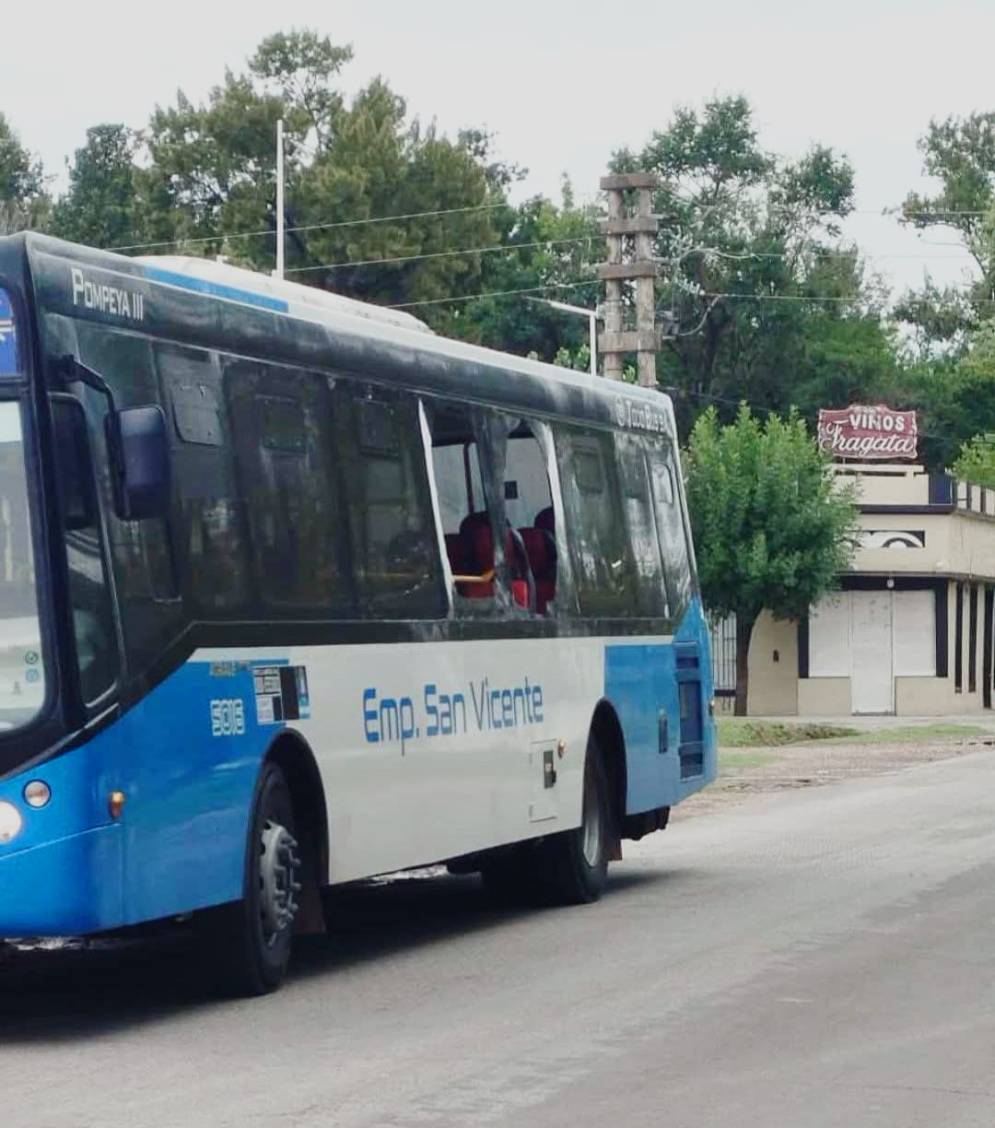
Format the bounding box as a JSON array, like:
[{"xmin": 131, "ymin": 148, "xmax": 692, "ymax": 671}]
[
  {"xmin": 389, "ymin": 278, "xmax": 598, "ymax": 310},
  {"xmin": 284, "ymin": 236, "xmax": 595, "ymax": 275},
  {"xmin": 106, "ymin": 201, "xmax": 516, "ymax": 253}
]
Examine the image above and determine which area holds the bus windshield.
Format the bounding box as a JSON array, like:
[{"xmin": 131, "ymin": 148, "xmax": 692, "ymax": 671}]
[{"xmin": 0, "ymin": 288, "xmax": 45, "ymax": 729}]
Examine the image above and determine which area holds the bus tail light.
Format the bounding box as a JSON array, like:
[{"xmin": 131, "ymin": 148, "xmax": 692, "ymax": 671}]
[
  {"xmin": 108, "ymin": 791, "xmax": 126, "ymax": 820},
  {"xmin": 23, "ymin": 780, "xmax": 51, "ymax": 808}
]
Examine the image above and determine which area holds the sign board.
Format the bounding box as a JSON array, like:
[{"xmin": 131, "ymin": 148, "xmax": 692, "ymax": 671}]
[
  {"xmin": 817, "ymin": 404, "xmax": 918, "ymax": 461},
  {"xmin": 0, "ymin": 290, "xmax": 14, "ymax": 376}
]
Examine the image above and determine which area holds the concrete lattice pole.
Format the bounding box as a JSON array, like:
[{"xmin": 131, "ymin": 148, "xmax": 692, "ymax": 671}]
[{"xmin": 597, "ymin": 173, "xmax": 660, "ymax": 385}]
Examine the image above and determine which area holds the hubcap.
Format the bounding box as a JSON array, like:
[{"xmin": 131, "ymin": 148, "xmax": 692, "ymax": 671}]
[
  {"xmin": 581, "ymin": 773, "xmax": 603, "ymax": 868},
  {"xmin": 259, "ymin": 821, "xmax": 301, "ymax": 944}
]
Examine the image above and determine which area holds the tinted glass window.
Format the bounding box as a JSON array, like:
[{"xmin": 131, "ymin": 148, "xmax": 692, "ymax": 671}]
[
  {"xmin": 70, "ymin": 329, "xmax": 182, "ymax": 679},
  {"xmin": 51, "ymin": 397, "xmax": 117, "ymax": 703},
  {"xmin": 0, "ymin": 397, "xmax": 46, "ymax": 724},
  {"xmin": 164, "ymin": 346, "xmax": 252, "ymax": 618},
  {"xmin": 555, "ymin": 426, "xmax": 637, "ymax": 617},
  {"xmin": 227, "ymin": 362, "xmax": 349, "ymax": 616},
  {"xmin": 647, "ymin": 445, "xmax": 693, "ymax": 617},
  {"xmin": 335, "ymin": 387, "xmax": 445, "ymax": 619},
  {"xmin": 616, "ymin": 433, "xmax": 668, "ymax": 618}
]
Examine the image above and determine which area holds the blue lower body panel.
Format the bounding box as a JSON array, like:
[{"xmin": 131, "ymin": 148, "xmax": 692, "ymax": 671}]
[
  {"xmin": 0, "ymin": 825, "xmax": 123, "ymax": 935},
  {"xmin": 0, "ymin": 659, "xmax": 280, "ymax": 936},
  {"xmin": 605, "ymin": 599, "xmax": 717, "ymax": 815}
]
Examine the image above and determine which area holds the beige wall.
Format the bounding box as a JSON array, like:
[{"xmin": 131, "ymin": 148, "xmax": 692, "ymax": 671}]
[
  {"xmin": 796, "ymin": 677, "xmax": 851, "ymax": 716},
  {"xmin": 747, "ymin": 612, "xmax": 798, "ymax": 715}
]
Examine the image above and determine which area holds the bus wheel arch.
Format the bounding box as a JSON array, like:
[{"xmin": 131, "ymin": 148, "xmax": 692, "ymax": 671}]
[
  {"xmin": 264, "ymin": 730, "xmax": 329, "ymax": 934},
  {"xmin": 589, "ymin": 699, "xmax": 626, "ymax": 856}
]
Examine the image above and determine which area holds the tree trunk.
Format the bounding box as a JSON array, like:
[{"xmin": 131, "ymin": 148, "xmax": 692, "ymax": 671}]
[{"xmin": 734, "ymin": 615, "xmax": 756, "ymax": 717}]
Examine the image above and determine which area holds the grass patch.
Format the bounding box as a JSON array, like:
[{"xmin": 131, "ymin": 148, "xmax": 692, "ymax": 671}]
[
  {"xmin": 840, "ymin": 723, "xmax": 989, "ymax": 745},
  {"xmin": 717, "ymin": 718, "xmax": 858, "ymax": 747}
]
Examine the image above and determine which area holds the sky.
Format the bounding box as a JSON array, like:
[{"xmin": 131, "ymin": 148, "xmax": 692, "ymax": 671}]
[{"xmin": 2, "ymin": 0, "xmax": 993, "ymax": 296}]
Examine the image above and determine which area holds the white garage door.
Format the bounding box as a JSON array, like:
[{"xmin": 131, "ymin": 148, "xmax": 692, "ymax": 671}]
[
  {"xmin": 808, "ymin": 589, "xmax": 936, "ymax": 714},
  {"xmin": 850, "ymin": 590, "xmax": 894, "ymax": 713}
]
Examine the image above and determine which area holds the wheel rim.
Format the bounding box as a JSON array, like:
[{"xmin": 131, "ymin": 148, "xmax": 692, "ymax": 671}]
[
  {"xmin": 258, "ymin": 820, "xmax": 301, "ymax": 946},
  {"xmin": 581, "ymin": 771, "xmax": 603, "ymax": 868}
]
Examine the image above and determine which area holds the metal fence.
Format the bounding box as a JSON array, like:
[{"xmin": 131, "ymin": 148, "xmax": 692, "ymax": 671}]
[{"xmin": 709, "ymin": 614, "xmax": 737, "ymax": 697}]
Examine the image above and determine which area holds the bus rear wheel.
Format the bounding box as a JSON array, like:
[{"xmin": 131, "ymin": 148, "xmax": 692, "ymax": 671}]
[
  {"xmin": 535, "ymin": 733, "xmax": 612, "ymax": 904},
  {"xmin": 205, "ymin": 762, "xmax": 302, "ymax": 996},
  {"xmin": 482, "ymin": 734, "xmax": 613, "ymax": 907}
]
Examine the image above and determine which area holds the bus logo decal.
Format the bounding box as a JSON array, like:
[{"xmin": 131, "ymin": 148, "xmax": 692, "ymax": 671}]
[{"xmin": 70, "ymin": 267, "xmax": 145, "ymax": 323}]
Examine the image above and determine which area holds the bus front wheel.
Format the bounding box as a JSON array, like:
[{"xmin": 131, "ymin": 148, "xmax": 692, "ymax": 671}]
[{"xmin": 204, "ymin": 762, "xmax": 302, "ymax": 996}]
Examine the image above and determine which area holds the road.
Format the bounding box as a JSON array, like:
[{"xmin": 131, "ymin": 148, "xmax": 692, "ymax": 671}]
[{"xmin": 2, "ymin": 748, "xmax": 995, "ymax": 1128}]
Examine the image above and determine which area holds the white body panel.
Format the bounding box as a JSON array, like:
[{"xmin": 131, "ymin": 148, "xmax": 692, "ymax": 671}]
[{"xmin": 197, "ymin": 636, "xmax": 668, "ymax": 884}]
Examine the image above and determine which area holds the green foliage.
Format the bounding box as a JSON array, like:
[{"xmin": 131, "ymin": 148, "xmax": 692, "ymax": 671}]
[
  {"xmin": 899, "ymin": 113, "xmax": 995, "ymax": 346},
  {"xmin": 954, "ymin": 435, "xmax": 995, "ymax": 487},
  {"xmin": 0, "ymin": 113, "xmax": 47, "ymax": 233},
  {"xmin": 449, "ymin": 183, "xmax": 600, "ymax": 357},
  {"xmin": 50, "ymin": 125, "xmax": 139, "ymax": 248},
  {"xmin": 685, "ymin": 405, "xmax": 858, "ymax": 626},
  {"xmin": 885, "ymin": 320, "xmax": 995, "ymax": 469},
  {"xmin": 614, "ymin": 97, "xmax": 894, "ymax": 436}
]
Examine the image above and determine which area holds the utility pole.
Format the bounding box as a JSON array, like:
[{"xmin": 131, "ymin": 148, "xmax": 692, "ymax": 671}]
[
  {"xmin": 274, "ymin": 118, "xmax": 285, "ymax": 280},
  {"xmin": 597, "ymin": 172, "xmax": 660, "ymax": 385}
]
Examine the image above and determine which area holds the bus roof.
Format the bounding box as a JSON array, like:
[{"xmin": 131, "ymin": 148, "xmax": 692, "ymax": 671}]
[{"xmin": 14, "ymin": 232, "xmax": 677, "ymax": 439}]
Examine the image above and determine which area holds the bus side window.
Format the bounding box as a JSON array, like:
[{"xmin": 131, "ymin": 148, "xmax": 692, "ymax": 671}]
[
  {"xmin": 50, "ymin": 396, "xmax": 118, "ymax": 705},
  {"xmin": 335, "ymin": 386, "xmax": 446, "ymax": 620},
  {"xmin": 554, "ymin": 425, "xmax": 638, "ymax": 619},
  {"xmin": 69, "ymin": 327, "xmax": 182, "ymax": 686},
  {"xmin": 226, "ymin": 362, "xmax": 350, "ymax": 618},
  {"xmin": 428, "ymin": 406, "xmax": 495, "ymax": 605},
  {"xmin": 161, "ymin": 345, "xmax": 252, "ymax": 620},
  {"xmin": 615, "ymin": 433, "xmax": 669, "ymax": 619},
  {"xmin": 647, "ymin": 448, "xmax": 693, "ymax": 618}
]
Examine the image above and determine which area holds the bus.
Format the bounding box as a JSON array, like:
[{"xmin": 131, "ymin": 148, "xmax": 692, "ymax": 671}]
[{"xmin": 0, "ymin": 232, "xmax": 716, "ymax": 994}]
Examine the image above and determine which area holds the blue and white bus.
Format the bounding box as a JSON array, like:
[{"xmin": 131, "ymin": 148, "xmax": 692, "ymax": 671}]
[{"xmin": 0, "ymin": 233, "xmax": 715, "ymax": 994}]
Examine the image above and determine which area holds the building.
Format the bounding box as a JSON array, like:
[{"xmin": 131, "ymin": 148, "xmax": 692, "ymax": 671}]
[{"xmin": 742, "ymin": 462, "xmax": 995, "ymax": 716}]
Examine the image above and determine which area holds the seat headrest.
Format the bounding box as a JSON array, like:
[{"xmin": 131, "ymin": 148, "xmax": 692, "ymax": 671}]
[{"xmin": 535, "ymin": 506, "xmax": 554, "ymax": 533}]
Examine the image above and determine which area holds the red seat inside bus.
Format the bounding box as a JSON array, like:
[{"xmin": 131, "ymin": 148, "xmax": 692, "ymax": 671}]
[
  {"xmin": 518, "ymin": 507, "xmax": 557, "ymax": 613},
  {"xmin": 446, "ymin": 512, "xmax": 532, "ymax": 608}
]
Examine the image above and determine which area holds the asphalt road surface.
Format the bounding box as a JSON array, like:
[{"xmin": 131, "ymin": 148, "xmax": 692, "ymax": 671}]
[{"xmin": 3, "ymin": 748, "xmax": 994, "ymax": 1128}]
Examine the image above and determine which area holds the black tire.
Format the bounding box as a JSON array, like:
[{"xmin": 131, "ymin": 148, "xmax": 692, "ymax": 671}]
[
  {"xmin": 202, "ymin": 762, "xmax": 301, "ymax": 996},
  {"xmin": 480, "ymin": 847, "xmax": 533, "ymax": 905},
  {"xmin": 533, "ymin": 733, "xmax": 613, "ymax": 905}
]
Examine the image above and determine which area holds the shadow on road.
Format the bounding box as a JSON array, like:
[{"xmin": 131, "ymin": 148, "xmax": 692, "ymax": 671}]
[{"xmin": 0, "ymin": 866, "xmax": 670, "ymax": 1042}]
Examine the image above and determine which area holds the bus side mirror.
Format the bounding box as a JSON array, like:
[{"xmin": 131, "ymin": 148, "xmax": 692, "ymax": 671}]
[{"xmin": 106, "ymin": 406, "xmax": 170, "ymax": 521}]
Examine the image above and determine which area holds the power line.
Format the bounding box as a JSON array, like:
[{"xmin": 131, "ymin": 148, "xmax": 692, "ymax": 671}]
[
  {"xmin": 284, "ymin": 236, "xmax": 595, "ymax": 275},
  {"xmin": 106, "ymin": 201, "xmax": 515, "ymax": 253},
  {"xmin": 389, "ymin": 278, "xmax": 598, "ymax": 310}
]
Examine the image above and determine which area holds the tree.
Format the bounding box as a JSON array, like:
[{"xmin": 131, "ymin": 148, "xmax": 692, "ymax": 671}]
[
  {"xmin": 134, "ymin": 31, "xmax": 511, "ymax": 318},
  {"xmin": 51, "ymin": 125, "xmax": 139, "ymax": 248},
  {"xmin": 684, "ymin": 406, "xmax": 858, "ymax": 715},
  {"xmin": 0, "ymin": 112, "xmax": 47, "ymax": 233},
  {"xmin": 951, "ymin": 433, "xmax": 995, "ymax": 487},
  {"xmin": 611, "ymin": 97, "xmax": 895, "ymax": 435},
  {"xmin": 882, "ymin": 319, "xmax": 995, "ymax": 469},
  {"xmin": 449, "ymin": 180, "xmax": 601, "ymax": 357},
  {"xmin": 898, "ymin": 113, "xmax": 995, "ymax": 347}
]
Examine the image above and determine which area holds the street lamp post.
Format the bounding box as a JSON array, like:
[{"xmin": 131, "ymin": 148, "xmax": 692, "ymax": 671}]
[{"xmin": 528, "ymin": 297, "xmax": 598, "ymax": 377}]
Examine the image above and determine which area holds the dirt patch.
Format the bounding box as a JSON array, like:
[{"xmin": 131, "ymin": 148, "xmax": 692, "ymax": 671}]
[{"xmin": 674, "ymin": 732, "xmax": 995, "ymax": 819}]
